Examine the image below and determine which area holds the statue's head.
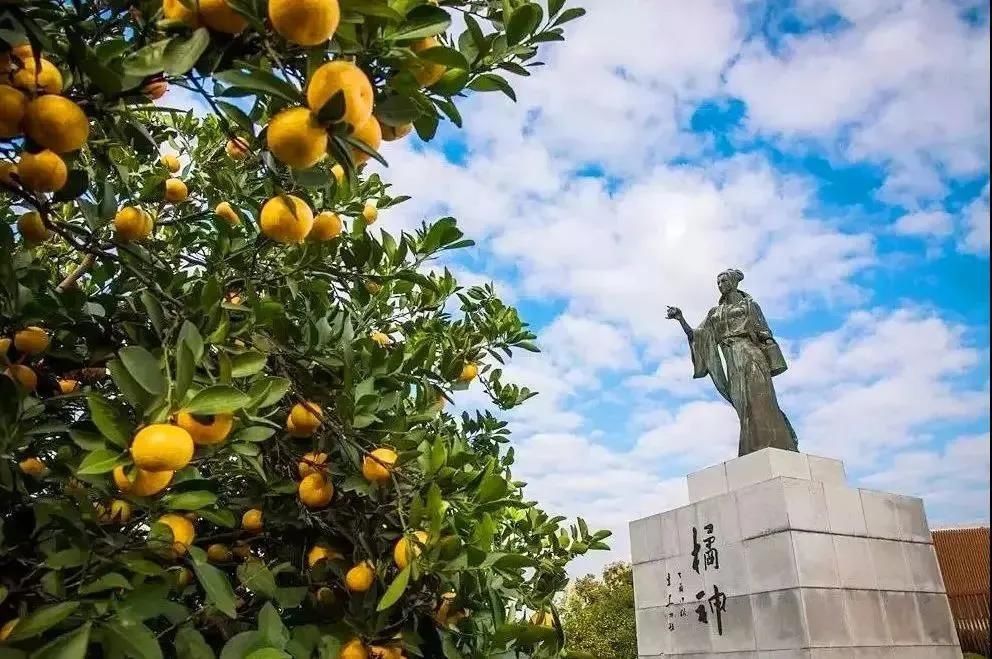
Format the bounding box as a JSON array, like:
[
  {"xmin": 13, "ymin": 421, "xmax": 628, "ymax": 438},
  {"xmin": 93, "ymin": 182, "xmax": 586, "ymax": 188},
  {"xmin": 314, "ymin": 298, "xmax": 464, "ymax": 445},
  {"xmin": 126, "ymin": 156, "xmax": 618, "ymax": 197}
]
[{"xmin": 717, "ymin": 268, "xmax": 744, "ymax": 295}]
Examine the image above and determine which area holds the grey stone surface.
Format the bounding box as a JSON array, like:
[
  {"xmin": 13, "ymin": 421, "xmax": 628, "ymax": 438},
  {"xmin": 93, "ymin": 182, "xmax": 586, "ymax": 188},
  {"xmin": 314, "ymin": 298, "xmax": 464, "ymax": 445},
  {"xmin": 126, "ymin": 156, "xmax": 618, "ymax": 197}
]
[
  {"xmin": 768, "ymin": 449, "xmax": 811, "ymax": 481},
  {"xmin": 727, "ymin": 449, "xmax": 777, "ymax": 491},
  {"xmin": 880, "ymin": 590, "xmax": 924, "ymax": 644},
  {"xmin": 869, "ymin": 539, "xmax": 911, "ymax": 590},
  {"xmin": 695, "ymin": 492, "xmax": 744, "ymax": 547},
  {"xmin": 661, "ymin": 508, "xmax": 683, "ymax": 558},
  {"xmin": 758, "ymin": 652, "xmax": 809, "ymax": 659},
  {"xmin": 633, "ymin": 560, "xmax": 667, "ymax": 609},
  {"xmin": 636, "ymin": 606, "xmax": 669, "ymax": 655},
  {"xmin": 783, "ymin": 479, "xmax": 829, "ymax": 533},
  {"xmin": 823, "ymin": 484, "xmax": 868, "ymax": 536},
  {"xmin": 704, "ymin": 541, "xmax": 750, "ymax": 597},
  {"xmin": 905, "ymin": 542, "xmax": 945, "ymax": 592},
  {"xmin": 710, "ymin": 594, "xmax": 757, "ymax": 653},
  {"xmin": 630, "ymin": 514, "xmax": 664, "ymax": 564},
  {"xmin": 833, "ymin": 535, "xmax": 877, "ymax": 589},
  {"xmin": 745, "ymin": 531, "xmax": 798, "ymax": 592},
  {"xmin": 917, "ymin": 593, "xmax": 958, "ymax": 645},
  {"xmin": 895, "ymin": 495, "xmax": 931, "ymax": 543},
  {"xmin": 792, "ymin": 531, "xmax": 839, "ymax": 588},
  {"xmin": 737, "ymin": 479, "xmax": 789, "ymax": 540},
  {"xmin": 801, "ymin": 588, "xmax": 851, "ymax": 647},
  {"xmin": 753, "ymin": 589, "xmax": 807, "ymax": 650},
  {"xmin": 807, "ymin": 455, "xmax": 846, "ymax": 486},
  {"xmin": 843, "ymin": 589, "xmax": 890, "ymax": 645},
  {"xmin": 860, "ymin": 490, "xmax": 902, "ymax": 540},
  {"xmin": 689, "ymin": 462, "xmax": 730, "ymax": 503}
]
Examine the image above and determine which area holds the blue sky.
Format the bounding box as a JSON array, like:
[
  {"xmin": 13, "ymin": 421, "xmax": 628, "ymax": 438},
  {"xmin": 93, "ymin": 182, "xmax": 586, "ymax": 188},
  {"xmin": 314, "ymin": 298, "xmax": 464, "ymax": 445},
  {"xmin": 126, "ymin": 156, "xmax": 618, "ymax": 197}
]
[{"xmin": 370, "ymin": 0, "xmax": 990, "ymax": 574}]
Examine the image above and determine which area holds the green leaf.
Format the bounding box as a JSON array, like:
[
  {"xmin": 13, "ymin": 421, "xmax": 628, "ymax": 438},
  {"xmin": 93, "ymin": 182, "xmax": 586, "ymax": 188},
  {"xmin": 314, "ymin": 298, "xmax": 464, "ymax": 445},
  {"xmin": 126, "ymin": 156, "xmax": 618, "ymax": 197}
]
[
  {"xmin": 247, "ymin": 377, "xmax": 290, "ymax": 409},
  {"xmin": 187, "ymin": 385, "xmax": 250, "ymax": 414},
  {"xmin": 122, "ymin": 39, "xmax": 169, "ymax": 76},
  {"xmin": 119, "ymin": 346, "xmax": 166, "ymax": 395},
  {"xmin": 245, "ymin": 651, "xmax": 289, "ymax": 659},
  {"xmin": 108, "ymin": 359, "xmax": 154, "ymax": 412},
  {"xmin": 234, "ymin": 426, "xmax": 275, "ymax": 442},
  {"xmin": 8, "ymin": 602, "xmax": 80, "ymax": 641},
  {"xmin": 179, "ymin": 321, "xmax": 204, "ymax": 360},
  {"xmin": 376, "ymin": 565, "xmax": 410, "ymax": 611},
  {"xmin": 190, "ymin": 555, "xmax": 238, "ymax": 618},
  {"xmin": 552, "ymin": 7, "xmax": 586, "ymax": 25},
  {"xmin": 389, "ymin": 5, "xmax": 451, "ymax": 40},
  {"xmin": 257, "ymin": 602, "xmax": 289, "ymax": 649},
  {"xmin": 52, "ymin": 169, "xmax": 89, "ymax": 202},
  {"xmin": 220, "ymin": 633, "xmax": 266, "ymax": 659},
  {"xmin": 468, "ymin": 73, "xmax": 516, "ymax": 101},
  {"xmin": 163, "ymin": 28, "xmax": 209, "ymax": 75},
  {"xmin": 77, "ymin": 448, "xmax": 124, "ymax": 475},
  {"xmin": 101, "ymin": 620, "xmax": 163, "ymax": 659},
  {"xmin": 507, "ymin": 3, "xmax": 543, "ymax": 44},
  {"xmin": 236, "ymin": 560, "xmax": 277, "ymax": 599},
  {"xmin": 216, "ymin": 68, "xmax": 301, "ymax": 104},
  {"xmin": 175, "ymin": 626, "xmax": 215, "ymax": 659},
  {"xmin": 316, "ymin": 636, "xmax": 342, "ymax": 659},
  {"xmin": 175, "ymin": 344, "xmax": 195, "ymax": 402},
  {"xmin": 140, "ymin": 291, "xmax": 167, "ymax": 336},
  {"xmin": 30, "ymin": 622, "xmax": 91, "ymax": 659},
  {"xmin": 196, "ymin": 507, "xmax": 237, "ymax": 528},
  {"xmin": 79, "ymin": 572, "xmax": 131, "ymax": 595},
  {"xmin": 161, "ymin": 491, "xmax": 217, "ymax": 510},
  {"xmin": 86, "ymin": 395, "xmax": 132, "ymax": 448},
  {"xmin": 44, "ymin": 548, "xmax": 87, "ymax": 569},
  {"xmin": 230, "ymin": 351, "xmax": 267, "ymax": 377},
  {"xmin": 417, "ymin": 46, "xmax": 469, "ymax": 70}
]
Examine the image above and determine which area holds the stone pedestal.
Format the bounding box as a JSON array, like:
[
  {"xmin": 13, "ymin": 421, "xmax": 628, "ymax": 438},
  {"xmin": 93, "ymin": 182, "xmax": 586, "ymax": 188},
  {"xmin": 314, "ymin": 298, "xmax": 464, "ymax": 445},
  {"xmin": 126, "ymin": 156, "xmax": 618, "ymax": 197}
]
[{"xmin": 629, "ymin": 448, "xmax": 962, "ymax": 659}]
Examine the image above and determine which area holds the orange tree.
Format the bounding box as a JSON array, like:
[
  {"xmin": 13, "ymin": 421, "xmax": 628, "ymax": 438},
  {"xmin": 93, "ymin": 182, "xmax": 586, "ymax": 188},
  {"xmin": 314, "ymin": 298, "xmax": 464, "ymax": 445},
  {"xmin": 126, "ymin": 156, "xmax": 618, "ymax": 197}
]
[{"xmin": 0, "ymin": 0, "xmax": 610, "ymax": 657}]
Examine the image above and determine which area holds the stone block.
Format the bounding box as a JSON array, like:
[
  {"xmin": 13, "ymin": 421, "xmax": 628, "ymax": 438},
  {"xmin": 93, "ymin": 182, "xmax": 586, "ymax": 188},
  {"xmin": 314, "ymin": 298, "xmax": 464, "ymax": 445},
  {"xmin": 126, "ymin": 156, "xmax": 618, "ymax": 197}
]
[
  {"xmin": 745, "ymin": 532, "xmax": 798, "ymax": 592},
  {"xmin": 759, "ymin": 652, "xmax": 809, "ymax": 659},
  {"xmin": 727, "ymin": 448, "xmax": 811, "ymax": 491},
  {"xmin": 633, "ymin": 560, "xmax": 667, "ymax": 609},
  {"xmin": 672, "ymin": 602, "xmax": 713, "ymax": 654},
  {"xmin": 801, "ymin": 588, "xmax": 851, "ymax": 647},
  {"xmin": 695, "ymin": 492, "xmax": 744, "ymax": 547},
  {"xmin": 670, "ymin": 554, "xmax": 705, "ymax": 603},
  {"xmin": 792, "ymin": 531, "xmax": 839, "ymax": 588},
  {"xmin": 704, "ymin": 542, "xmax": 749, "ymax": 597},
  {"xmin": 917, "ymin": 592, "xmax": 959, "ymax": 645},
  {"xmin": 783, "ymin": 479, "xmax": 829, "ymax": 532},
  {"xmin": 880, "ymin": 590, "xmax": 923, "ymax": 644},
  {"xmin": 823, "ymin": 485, "xmax": 867, "ymax": 536},
  {"xmin": 860, "ymin": 490, "xmax": 901, "ymax": 540},
  {"xmin": 630, "ymin": 514, "xmax": 664, "ymax": 564},
  {"xmin": 895, "ymin": 648, "xmax": 964, "ymax": 659},
  {"xmin": 635, "ymin": 607, "xmax": 669, "ymax": 655},
  {"xmin": 807, "ymin": 455, "xmax": 846, "ymax": 486},
  {"xmin": 753, "ymin": 589, "xmax": 807, "ymax": 650},
  {"xmin": 737, "ymin": 479, "xmax": 789, "ymax": 540},
  {"xmin": 709, "ymin": 593, "xmax": 757, "ymax": 653},
  {"xmin": 833, "ymin": 535, "xmax": 877, "ymax": 589},
  {"xmin": 905, "ymin": 542, "xmax": 945, "ymax": 592},
  {"xmin": 843, "ymin": 589, "xmax": 889, "ymax": 645},
  {"xmin": 660, "ymin": 508, "xmax": 683, "ymax": 559},
  {"xmin": 768, "ymin": 449, "xmax": 811, "ymax": 481},
  {"xmin": 869, "ymin": 539, "xmax": 911, "ymax": 590},
  {"xmin": 809, "ymin": 650, "xmax": 887, "ymax": 659},
  {"xmin": 894, "ymin": 495, "xmax": 931, "ymax": 543},
  {"xmin": 688, "ymin": 461, "xmax": 729, "ymax": 503}
]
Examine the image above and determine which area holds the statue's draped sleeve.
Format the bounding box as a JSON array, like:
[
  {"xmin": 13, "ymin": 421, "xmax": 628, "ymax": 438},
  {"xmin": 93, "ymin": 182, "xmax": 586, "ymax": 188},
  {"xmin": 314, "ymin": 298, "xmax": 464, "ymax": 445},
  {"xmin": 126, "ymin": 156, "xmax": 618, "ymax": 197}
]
[{"xmin": 689, "ymin": 312, "xmax": 732, "ymax": 404}]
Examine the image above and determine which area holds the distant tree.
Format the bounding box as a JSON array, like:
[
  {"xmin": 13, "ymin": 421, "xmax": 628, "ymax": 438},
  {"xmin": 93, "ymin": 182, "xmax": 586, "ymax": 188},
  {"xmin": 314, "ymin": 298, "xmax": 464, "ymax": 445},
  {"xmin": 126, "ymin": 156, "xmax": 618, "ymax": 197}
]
[{"xmin": 560, "ymin": 562, "xmax": 637, "ymax": 659}]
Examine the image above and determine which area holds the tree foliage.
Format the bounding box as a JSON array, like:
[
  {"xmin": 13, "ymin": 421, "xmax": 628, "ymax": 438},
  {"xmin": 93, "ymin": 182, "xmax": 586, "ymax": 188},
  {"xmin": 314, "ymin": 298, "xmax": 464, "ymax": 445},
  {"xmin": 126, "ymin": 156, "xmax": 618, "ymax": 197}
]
[
  {"xmin": 560, "ymin": 563, "xmax": 636, "ymax": 659},
  {"xmin": 0, "ymin": 0, "xmax": 606, "ymax": 656}
]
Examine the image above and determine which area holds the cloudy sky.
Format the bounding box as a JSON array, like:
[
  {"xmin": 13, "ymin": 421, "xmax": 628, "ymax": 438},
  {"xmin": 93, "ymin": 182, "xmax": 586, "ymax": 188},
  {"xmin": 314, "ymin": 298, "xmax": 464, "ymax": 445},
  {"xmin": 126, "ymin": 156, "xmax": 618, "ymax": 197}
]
[{"xmin": 371, "ymin": 0, "xmax": 991, "ymax": 576}]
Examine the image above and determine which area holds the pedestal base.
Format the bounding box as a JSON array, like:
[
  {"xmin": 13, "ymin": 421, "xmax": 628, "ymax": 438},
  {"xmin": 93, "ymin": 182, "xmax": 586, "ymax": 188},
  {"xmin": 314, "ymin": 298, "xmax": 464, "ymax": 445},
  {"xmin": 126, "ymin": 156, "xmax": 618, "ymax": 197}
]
[{"xmin": 629, "ymin": 448, "xmax": 962, "ymax": 658}]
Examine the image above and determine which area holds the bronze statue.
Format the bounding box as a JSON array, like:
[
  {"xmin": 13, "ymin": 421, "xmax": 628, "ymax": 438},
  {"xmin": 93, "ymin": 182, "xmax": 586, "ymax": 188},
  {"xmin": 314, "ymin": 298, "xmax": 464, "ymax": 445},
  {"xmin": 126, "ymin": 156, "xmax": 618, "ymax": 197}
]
[{"xmin": 667, "ymin": 268, "xmax": 798, "ymax": 456}]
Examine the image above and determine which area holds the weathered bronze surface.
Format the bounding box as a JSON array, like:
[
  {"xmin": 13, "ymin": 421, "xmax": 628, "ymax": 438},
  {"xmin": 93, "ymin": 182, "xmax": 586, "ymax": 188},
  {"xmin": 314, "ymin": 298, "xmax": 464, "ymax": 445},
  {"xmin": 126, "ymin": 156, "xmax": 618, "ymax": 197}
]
[{"xmin": 667, "ymin": 269, "xmax": 798, "ymax": 457}]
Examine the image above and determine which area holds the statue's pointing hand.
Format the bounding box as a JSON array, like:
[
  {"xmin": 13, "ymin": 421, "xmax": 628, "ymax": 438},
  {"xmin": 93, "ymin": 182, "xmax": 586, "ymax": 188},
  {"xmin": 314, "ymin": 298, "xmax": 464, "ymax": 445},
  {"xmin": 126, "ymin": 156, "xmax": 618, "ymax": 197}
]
[{"xmin": 666, "ymin": 306, "xmax": 683, "ymax": 321}]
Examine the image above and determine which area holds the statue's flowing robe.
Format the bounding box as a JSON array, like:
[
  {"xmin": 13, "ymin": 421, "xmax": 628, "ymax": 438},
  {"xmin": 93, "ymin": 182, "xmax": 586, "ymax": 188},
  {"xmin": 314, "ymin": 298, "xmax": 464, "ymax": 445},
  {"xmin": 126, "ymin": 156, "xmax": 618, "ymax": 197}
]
[{"xmin": 689, "ymin": 292, "xmax": 798, "ymax": 456}]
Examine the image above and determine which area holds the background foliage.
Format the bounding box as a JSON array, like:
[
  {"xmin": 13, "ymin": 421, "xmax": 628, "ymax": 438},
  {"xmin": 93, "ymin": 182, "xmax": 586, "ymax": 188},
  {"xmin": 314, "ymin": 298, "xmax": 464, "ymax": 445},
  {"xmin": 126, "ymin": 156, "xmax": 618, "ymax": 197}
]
[{"xmin": 559, "ymin": 563, "xmax": 636, "ymax": 659}]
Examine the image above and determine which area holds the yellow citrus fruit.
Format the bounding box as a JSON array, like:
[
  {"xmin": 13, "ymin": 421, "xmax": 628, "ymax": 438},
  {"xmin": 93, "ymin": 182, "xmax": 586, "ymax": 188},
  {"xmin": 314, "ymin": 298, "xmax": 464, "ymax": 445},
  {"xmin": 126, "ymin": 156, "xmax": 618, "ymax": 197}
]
[
  {"xmin": 361, "ymin": 202, "xmax": 378, "ymax": 224},
  {"xmin": 350, "ymin": 116, "xmax": 382, "ymax": 166},
  {"xmin": 530, "ymin": 610, "xmax": 554, "ymax": 627},
  {"xmin": 226, "ymin": 137, "xmax": 249, "ymax": 160},
  {"xmin": 298, "ymin": 451, "xmax": 329, "ymax": 479},
  {"xmin": 18, "ymin": 456, "xmax": 45, "ymax": 477},
  {"xmin": 242, "ymin": 508, "xmax": 263, "ymax": 533},
  {"xmin": 162, "ymin": 0, "xmax": 201, "ymax": 27},
  {"xmin": 23, "ymin": 95, "xmax": 89, "ymax": 153},
  {"xmin": 344, "ymin": 561, "xmax": 375, "ymax": 592},
  {"xmin": 161, "ymin": 154, "xmax": 180, "ymax": 172},
  {"xmin": 306, "ymin": 60, "xmax": 373, "ymax": 129},
  {"xmin": 130, "ymin": 423, "xmax": 195, "ymax": 472},
  {"xmin": 298, "ymin": 473, "xmax": 334, "ymax": 508},
  {"xmin": 174, "ymin": 566, "xmax": 193, "ymax": 587},
  {"xmin": 458, "ymin": 362, "xmax": 478, "ymax": 382},
  {"xmin": 362, "ymin": 447, "xmax": 397, "ymax": 483},
  {"xmin": 12, "ymin": 57, "xmax": 63, "ymax": 94},
  {"xmin": 340, "ymin": 640, "xmax": 369, "ymax": 659},
  {"xmin": 369, "ymin": 646, "xmax": 403, "ymax": 659},
  {"xmin": 10, "ymin": 43, "xmax": 34, "ymax": 63},
  {"xmin": 267, "ymin": 107, "xmax": 328, "ymax": 169},
  {"xmin": 286, "ymin": 400, "xmax": 322, "ymax": 436},
  {"xmin": 113, "ymin": 465, "xmax": 173, "ymax": 496},
  {"xmin": 207, "ymin": 543, "xmax": 233, "ymax": 562},
  {"xmin": 114, "ymin": 206, "xmax": 154, "ymax": 242},
  {"xmin": 17, "ymin": 211, "xmax": 50, "ymax": 244},
  {"xmin": 0, "ymin": 618, "xmax": 20, "ymax": 642},
  {"xmin": 0, "ymin": 84, "xmax": 27, "ymax": 138},
  {"xmin": 0, "ymin": 337, "xmax": 10, "ymax": 358},
  {"xmin": 17, "ymin": 149, "xmax": 67, "ymax": 192},
  {"xmin": 331, "ymin": 163, "xmax": 344, "ymax": 184},
  {"xmin": 198, "ymin": 0, "xmax": 248, "ymax": 33},
  {"xmin": 176, "ymin": 410, "xmax": 234, "ymax": 445},
  {"xmin": 269, "ymin": 0, "xmax": 340, "ymax": 46},
  {"xmin": 393, "ymin": 530, "xmax": 428, "ymax": 569},
  {"xmin": 58, "ymin": 379, "xmax": 79, "ymax": 394},
  {"xmin": 307, "ymin": 544, "xmax": 343, "ymax": 567},
  {"xmin": 5, "ymin": 364, "xmax": 37, "ymax": 391},
  {"xmin": 380, "ymin": 121, "xmax": 413, "ymax": 142},
  {"xmin": 14, "ymin": 326, "xmax": 49, "ymax": 354},
  {"xmin": 260, "ymin": 194, "xmax": 315, "ymax": 244},
  {"xmin": 102, "ymin": 499, "xmax": 133, "ymax": 524},
  {"xmin": 310, "ymin": 211, "xmax": 342, "ymax": 241},
  {"xmin": 364, "ymin": 281, "xmax": 381, "ymax": 295},
  {"xmin": 215, "ymin": 201, "xmax": 240, "ymax": 225},
  {"xmin": 409, "ymin": 37, "xmax": 446, "ymax": 87},
  {"xmin": 157, "ymin": 513, "xmax": 195, "ymax": 555},
  {"xmin": 370, "ymin": 331, "xmax": 389, "ymax": 348},
  {"xmin": 143, "ymin": 79, "xmax": 168, "ymax": 99},
  {"xmin": 164, "ymin": 178, "xmax": 188, "ymax": 202},
  {"xmin": 0, "ymin": 162, "xmax": 17, "ymax": 185}
]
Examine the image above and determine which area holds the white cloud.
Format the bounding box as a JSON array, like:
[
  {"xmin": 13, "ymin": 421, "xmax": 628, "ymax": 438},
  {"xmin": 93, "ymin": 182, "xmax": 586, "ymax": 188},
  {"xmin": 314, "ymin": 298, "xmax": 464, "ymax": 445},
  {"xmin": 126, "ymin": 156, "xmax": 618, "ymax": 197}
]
[
  {"xmin": 961, "ymin": 184, "xmax": 990, "ymax": 254},
  {"xmin": 892, "ymin": 210, "xmax": 954, "ymax": 238}
]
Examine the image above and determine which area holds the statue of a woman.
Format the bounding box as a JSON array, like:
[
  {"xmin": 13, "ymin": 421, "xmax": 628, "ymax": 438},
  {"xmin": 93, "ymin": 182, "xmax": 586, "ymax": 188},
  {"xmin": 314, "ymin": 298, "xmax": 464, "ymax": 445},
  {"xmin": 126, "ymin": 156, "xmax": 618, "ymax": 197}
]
[{"xmin": 666, "ymin": 268, "xmax": 798, "ymax": 456}]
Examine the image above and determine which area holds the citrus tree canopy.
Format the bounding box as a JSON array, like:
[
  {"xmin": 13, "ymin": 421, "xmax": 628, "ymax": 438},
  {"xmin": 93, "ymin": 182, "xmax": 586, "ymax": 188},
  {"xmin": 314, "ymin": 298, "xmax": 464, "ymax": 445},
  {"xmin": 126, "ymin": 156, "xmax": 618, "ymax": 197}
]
[
  {"xmin": 561, "ymin": 563, "xmax": 636, "ymax": 659},
  {"xmin": 0, "ymin": 0, "xmax": 609, "ymax": 656}
]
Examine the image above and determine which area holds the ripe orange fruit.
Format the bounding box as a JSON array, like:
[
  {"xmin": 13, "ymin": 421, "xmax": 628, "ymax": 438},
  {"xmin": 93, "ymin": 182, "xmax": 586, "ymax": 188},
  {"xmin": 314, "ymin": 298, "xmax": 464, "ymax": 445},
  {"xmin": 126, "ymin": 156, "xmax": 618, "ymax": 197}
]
[
  {"xmin": 361, "ymin": 202, "xmax": 378, "ymax": 224},
  {"xmin": 298, "ymin": 451, "xmax": 329, "ymax": 479},
  {"xmin": 458, "ymin": 362, "xmax": 478, "ymax": 382},
  {"xmin": 18, "ymin": 456, "xmax": 45, "ymax": 477},
  {"xmin": 344, "ymin": 561, "xmax": 375, "ymax": 592},
  {"xmin": 298, "ymin": 473, "xmax": 334, "ymax": 508},
  {"xmin": 349, "ymin": 116, "xmax": 382, "ymax": 166},
  {"xmin": 176, "ymin": 410, "xmax": 234, "ymax": 445},
  {"xmin": 409, "ymin": 37, "xmax": 446, "ymax": 87},
  {"xmin": 0, "ymin": 619, "xmax": 20, "ymax": 642},
  {"xmin": 143, "ymin": 78, "xmax": 168, "ymax": 99},
  {"xmin": 101, "ymin": 499, "xmax": 133, "ymax": 524},
  {"xmin": 306, "ymin": 60, "xmax": 373, "ymax": 129},
  {"xmin": 340, "ymin": 640, "xmax": 369, "ymax": 659},
  {"xmin": 22, "ymin": 95, "xmax": 89, "ymax": 153},
  {"xmin": 362, "ymin": 447, "xmax": 397, "ymax": 483},
  {"xmin": 287, "ymin": 400, "xmax": 322, "ymax": 436},
  {"xmin": 310, "ymin": 211, "xmax": 342, "ymax": 241},
  {"xmin": 17, "ymin": 211, "xmax": 50, "ymax": 244},
  {"xmin": 393, "ymin": 530, "xmax": 428, "ymax": 569},
  {"xmin": 267, "ymin": 107, "xmax": 328, "ymax": 169},
  {"xmin": 269, "ymin": 0, "xmax": 340, "ymax": 46},
  {"xmin": 0, "ymin": 84, "xmax": 27, "ymax": 138},
  {"xmin": 164, "ymin": 178, "xmax": 188, "ymax": 202},
  {"xmin": 215, "ymin": 201, "xmax": 240, "ymax": 225},
  {"xmin": 198, "ymin": 0, "xmax": 248, "ymax": 33},
  {"xmin": 161, "ymin": 154, "xmax": 181, "ymax": 173},
  {"xmin": 370, "ymin": 331, "xmax": 389, "ymax": 348},
  {"xmin": 306, "ymin": 543, "xmax": 342, "ymax": 567},
  {"xmin": 114, "ymin": 206, "xmax": 154, "ymax": 242},
  {"xmin": 162, "ymin": 0, "xmax": 201, "ymax": 27},
  {"xmin": 58, "ymin": 379, "xmax": 80, "ymax": 394},
  {"xmin": 331, "ymin": 163, "xmax": 345, "ymax": 185},
  {"xmin": 130, "ymin": 424, "xmax": 195, "ymax": 472},
  {"xmin": 113, "ymin": 465, "xmax": 174, "ymax": 496},
  {"xmin": 242, "ymin": 508, "xmax": 263, "ymax": 533},
  {"xmin": 17, "ymin": 149, "xmax": 67, "ymax": 192},
  {"xmin": 11, "ymin": 57, "xmax": 63, "ymax": 94},
  {"xmin": 530, "ymin": 610, "xmax": 554, "ymax": 627},
  {"xmin": 207, "ymin": 543, "xmax": 233, "ymax": 562},
  {"xmin": 226, "ymin": 137, "xmax": 249, "ymax": 160},
  {"xmin": 380, "ymin": 121, "xmax": 413, "ymax": 142},
  {"xmin": 5, "ymin": 364, "xmax": 37, "ymax": 391},
  {"xmin": 260, "ymin": 194, "xmax": 315, "ymax": 244},
  {"xmin": 157, "ymin": 513, "xmax": 195, "ymax": 555},
  {"xmin": 14, "ymin": 326, "xmax": 49, "ymax": 354}
]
